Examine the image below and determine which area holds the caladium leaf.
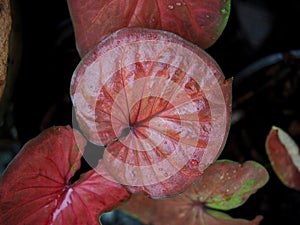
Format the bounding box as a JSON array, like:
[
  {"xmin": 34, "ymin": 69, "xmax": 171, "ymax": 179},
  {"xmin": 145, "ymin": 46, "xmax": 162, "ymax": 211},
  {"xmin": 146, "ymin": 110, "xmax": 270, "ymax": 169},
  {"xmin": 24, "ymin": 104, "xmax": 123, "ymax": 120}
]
[
  {"xmin": 70, "ymin": 27, "xmax": 232, "ymax": 198},
  {"xmin": 67, "ymin": 0, "xmax": 231, "ymax": 56},
  {"xmin": 265, "ymin": 126, "xmax": 300, "ymax": 190},
  {"xmin": 0, "ymin": 126, "xmax": 130, "ymax": 225},
  {"xmin": 120, "ymin": 160, "xmax": 267, "ymax": 225},
  {"xmin": 191, "ymin": 160, "xmax": 269, "ymax": 210}
]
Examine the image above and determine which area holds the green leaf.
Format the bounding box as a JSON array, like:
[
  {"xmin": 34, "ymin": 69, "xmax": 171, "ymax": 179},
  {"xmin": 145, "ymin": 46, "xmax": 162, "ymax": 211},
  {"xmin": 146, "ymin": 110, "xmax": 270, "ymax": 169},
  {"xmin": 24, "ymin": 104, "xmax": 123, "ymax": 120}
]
[{"xmin": 190, "ymin": 160, "xmax": 269, "ymax": 210}]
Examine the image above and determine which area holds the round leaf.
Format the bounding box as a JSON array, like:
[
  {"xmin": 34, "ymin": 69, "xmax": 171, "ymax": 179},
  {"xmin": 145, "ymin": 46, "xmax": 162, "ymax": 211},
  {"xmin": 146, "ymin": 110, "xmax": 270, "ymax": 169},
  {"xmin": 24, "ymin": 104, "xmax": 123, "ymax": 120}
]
[{"xmin": 70, "ymin": 27, "xmax": 232, "ymax": 198}]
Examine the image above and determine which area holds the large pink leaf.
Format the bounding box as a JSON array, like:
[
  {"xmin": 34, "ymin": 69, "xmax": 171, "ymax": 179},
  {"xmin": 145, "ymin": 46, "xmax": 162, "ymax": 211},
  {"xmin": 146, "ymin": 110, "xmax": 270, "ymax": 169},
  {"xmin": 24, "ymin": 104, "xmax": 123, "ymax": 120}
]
[
  {"xmin": 71, "ymin": 27, "xmax": 232, "ymax": 198},
  {"xmin": 265, "ymin": 126, "xmax": 300, "ymax": 190},
  {"xmin": 120, "ymin": 160, "xmax": 268, "ymax": 225},
  {"xmin": 67, "ymin": 0, "xmax": 231, "ymax": 56},
  {"xmin": 70, "ymin": 27, "xmax": 232, "ymax": 198},
  {"xmin": 0, "ymin": 126, "xmax": 130, "ymax": 225}
]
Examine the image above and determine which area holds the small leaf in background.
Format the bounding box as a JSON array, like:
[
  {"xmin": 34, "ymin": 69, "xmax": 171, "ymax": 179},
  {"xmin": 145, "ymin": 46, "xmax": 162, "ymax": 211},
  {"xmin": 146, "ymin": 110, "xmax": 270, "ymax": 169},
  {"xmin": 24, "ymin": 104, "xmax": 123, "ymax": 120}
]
[
  {"xmin": 194, "ymin": 160, "xmax": 269, "ymax": 210},
  {"xmin": 265, "ymin": 126, "xmax": 300, "ymax": 190},
  {"xmin": 120, "ymin": 160, "xmax": 268, "ymax": 225},
  {"xmin": 67, "ymin": 0, "xmax": 231, "ymax": 56},
  {"xmin": 70, "ymin": 27, "xmax": 232, "ymax": 199},
  {"xmin": 0, "ymin": 126, "xmax": 130, "ymax": 225}
]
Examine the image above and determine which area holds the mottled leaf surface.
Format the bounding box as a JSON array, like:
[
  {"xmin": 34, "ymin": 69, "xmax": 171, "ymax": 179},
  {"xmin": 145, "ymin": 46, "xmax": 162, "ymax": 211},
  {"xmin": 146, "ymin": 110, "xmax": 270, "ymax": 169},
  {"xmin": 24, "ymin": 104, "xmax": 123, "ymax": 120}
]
[
  {"xmin": 0, "ymin": 126, "xmax": 130, "ymax": 225},
  {"xmin": 67, "ymin": 0, "xmax": 231, "ymax": 56},
  {"xmin": 120, "ymin": 160, "xmax": 267, "ymax": 225},
  {"xmin": 265, "ymin": 126, "xmax": 300, "ymax": 190},
  {"xmin": 192, "ymin": 160, "xmax": 269, "ymax": 210},
  {"xmin": 70, "ymin": 27, "xmax": 232, "ymax": 198}
]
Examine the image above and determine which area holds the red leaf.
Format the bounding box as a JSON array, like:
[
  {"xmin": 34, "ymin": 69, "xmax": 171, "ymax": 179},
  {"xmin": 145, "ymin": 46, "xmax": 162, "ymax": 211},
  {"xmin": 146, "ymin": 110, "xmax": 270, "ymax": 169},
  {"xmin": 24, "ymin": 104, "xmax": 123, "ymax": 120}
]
[
  {"xmin": 265, "ymin": 126, "xmax": 300, "ymax": 190},
  {"xmin": 120, "ymin": 160, "xmax": 267, "ymax": 225},
  {"xmin": 0, "ymin": 126, "xmax": 130, "ymax": 225},
  {"xmin": 122, "ymin": 194, "xmax": 263, "ymax": 225},
  {"xmin": 67, "ymin": 0, "xmax": 231, "ymax": 56},
  {"xmin": 71, "ymin": 27, "xmax": 232, "ymax": 198}
]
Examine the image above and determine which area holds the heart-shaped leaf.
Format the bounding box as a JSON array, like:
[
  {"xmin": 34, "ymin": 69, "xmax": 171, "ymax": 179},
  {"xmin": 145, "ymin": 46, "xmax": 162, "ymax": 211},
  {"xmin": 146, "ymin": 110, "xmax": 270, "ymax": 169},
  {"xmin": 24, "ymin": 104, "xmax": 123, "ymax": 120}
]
[
  {"xmin": 190, "ymin": 160, "xmax": 269, "ymax": 210},
  {"xmin": 70, "ymin": 27, "xmax": 232, "ymax": 198},
  {"xmin": 67, "ymin": 0, "xmax": 231, "ymax": 56},
  {"xmin": 120, "ymin": 160, "xmax": 268, "ymax": 225},
  {"xmin": 0, "ymin": 126, "xmax": 130, "ymax": 225},
  {"xmin": 265, "ymin": 126, "xmax": 300, "ymax": 190}
]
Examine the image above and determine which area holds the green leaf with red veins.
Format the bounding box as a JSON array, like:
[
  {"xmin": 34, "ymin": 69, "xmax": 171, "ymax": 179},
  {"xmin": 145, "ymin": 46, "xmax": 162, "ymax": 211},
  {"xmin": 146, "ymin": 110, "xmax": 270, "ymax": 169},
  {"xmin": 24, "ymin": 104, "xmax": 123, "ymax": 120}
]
[
  {"xmin": 119, "ymin": 160, "xmax": 267, "ymax": 225},
  {"xmin": 193, "ymin": 160, "xmax": 269, "ymax": 210},
  {"xmin": 67, "ymin": 0, "xmax": 231, "ymax": 56},
  {"xmin": 70, "ymin": 27, "xmax": 232, "ymax": 199},
  {"xmin": 0, "ymin": 126, "xmax": 130, "ymax": 225},
  {"xmin": 265, "ymin": 126, "xmax": 300, "ymax": 190}
]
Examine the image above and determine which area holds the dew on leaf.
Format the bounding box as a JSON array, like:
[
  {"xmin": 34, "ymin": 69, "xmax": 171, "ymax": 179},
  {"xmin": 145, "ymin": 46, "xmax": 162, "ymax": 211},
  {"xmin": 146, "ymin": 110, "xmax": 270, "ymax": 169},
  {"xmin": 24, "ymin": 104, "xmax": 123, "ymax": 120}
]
[
  {"xmin": 221, "ymin": 8, "xmax": 228, "ymax": 14},
  {"xmin": 168, "ymin": 4, "xmax": 174, "ymax": 10},
  {"xmin": 198, "ymin": 163, "xmax": 206, "ymax": 172},
  {"xmin": 190, "ymin": 159, "xmax": 199, "ymax": 166}
]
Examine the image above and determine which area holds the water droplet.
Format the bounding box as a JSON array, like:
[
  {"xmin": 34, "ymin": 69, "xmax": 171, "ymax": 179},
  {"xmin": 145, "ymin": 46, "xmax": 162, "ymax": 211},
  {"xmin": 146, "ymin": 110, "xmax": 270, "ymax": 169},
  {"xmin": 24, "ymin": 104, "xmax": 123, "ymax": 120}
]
[
  {"xmin": 198, "ymin": 163, "xmax": 206, "ymax": 171},
  {"xmin": 206, "ymin": 14, "xmax": 210, "ymax": 18},
  {"xmin": 233, "ymin": 169, "xmax": 237, "ymax": 173},
  {"xmin": 220, "ymin": 174, "xmax": 224, "ymax": 180},
  {"xmin": 158, "ymin": 168, "xmax": 163, "ymax": 171},
  {"xmin": 164, "ymin": 172, "xmax": 169, "ymax": 177},
  {"xmin": 131, "ymin": 170, "xmax": 136, "ymax": 177},
  {"xmin": 176, "ymin": 2, "xmax": 182, "ymax": 6},
  {"xmin": 136, "ymin": 53, "xmax": 141, "ymax": 58},
  {"xmin": 225, "ymin": 188, "xmax": 230, "ymax": 193},
  {"xmin": 221, "ymin": 8, "xmax": 227, "ymax": 14},
  {"xmin": 168, "ymin": 4, "xmax": 174, "ymax": 9},
  {"xmin": 190, "ymin": 159, "xmax": 199, "ymax": 166}
]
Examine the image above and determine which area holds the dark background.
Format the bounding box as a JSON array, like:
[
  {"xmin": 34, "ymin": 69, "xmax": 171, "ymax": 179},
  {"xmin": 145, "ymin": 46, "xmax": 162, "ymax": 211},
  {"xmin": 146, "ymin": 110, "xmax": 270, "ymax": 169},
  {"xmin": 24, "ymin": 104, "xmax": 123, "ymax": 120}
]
[{"xmin": 1, "ymin": 0, "xmax": 300, "ymax": 224}]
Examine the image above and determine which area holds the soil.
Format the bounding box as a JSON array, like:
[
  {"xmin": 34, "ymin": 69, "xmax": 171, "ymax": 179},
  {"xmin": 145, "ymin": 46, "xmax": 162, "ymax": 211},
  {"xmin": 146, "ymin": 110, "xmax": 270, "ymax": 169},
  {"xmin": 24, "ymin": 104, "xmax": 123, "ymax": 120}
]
[{"xmin": 1, "ymin": 0, "xmax": 300, "ymax": 224}]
